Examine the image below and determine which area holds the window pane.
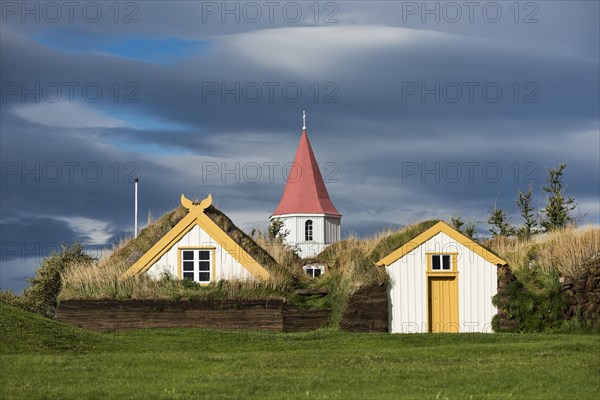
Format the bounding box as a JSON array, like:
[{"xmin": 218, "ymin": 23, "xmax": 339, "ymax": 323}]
[
  {"xmin": 183, "ymin": 261, "xmax": 194, "ymax": 271},
  {"xmin": 198, "ymin": 250, "xmax": 210, "ymax": 260},
  {"xmin": 442, "ymin": 255, "xmax": 451, "ymax": 270},
  {"xmin": 432, "ymin": 255, "xmax": 441, "ymax": 270},
  {"xmin": 199, "ymin": 272, "xmax": 210, "ymax": 282},
  {"xmin": 305, "ymin": 220, "xmax": 313, "ymax": 241},
  {"xmin": 183, "ymin": 251, "xmax": 194, "ymax": 260},
  {"xmin": 313, "ymin": 269, "xmax": 322, "ymax": 277},
  {"xmin": 198, "ymin": 261, "xmax": 210, "ymax": 271},
  {"xmin": 183, "ymin": 272, "xmax": 194, "ymax": 280}
]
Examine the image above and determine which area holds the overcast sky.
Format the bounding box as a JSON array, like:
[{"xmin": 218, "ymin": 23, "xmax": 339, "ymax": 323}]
[{"xmin": 1, "ymin": 1, "xmax": 599, "ymax": 292}]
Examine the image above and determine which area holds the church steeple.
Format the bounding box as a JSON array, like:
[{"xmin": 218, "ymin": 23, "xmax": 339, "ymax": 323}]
[
  {"xmin": 271, "ymin": 112, "xmax": 342, "ymax": 258},
  {"xmin": 272, "ymin": 112, "xmax": 341, "ymax": 217}
]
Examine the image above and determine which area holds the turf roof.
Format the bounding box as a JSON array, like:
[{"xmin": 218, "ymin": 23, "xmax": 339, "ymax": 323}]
[{"xmin": 105, "ymin": 204, "xmax": 280, "ymax": 274}]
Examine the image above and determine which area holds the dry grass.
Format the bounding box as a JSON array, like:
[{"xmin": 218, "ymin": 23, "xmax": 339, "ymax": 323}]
[
  {"xmin": 33, "ymin": 209, "xmax": 600, "ymax": 336},
  {"xmin": 59, "ymin": 216, "xmax": 438, "ymax": 313},
  {"xmin": 487, "ymin": 225, "xmax": 600, "ymax": 278},
  {"xmin": 60, "ymin": 210, "xmax": 598, "ymax": 306},
  {"xmin": 60, "ymin": 256, "xmax": 290, "ymax": 301},
  {"xmin": 252, "ymin": 232, "xmax": 298, "ymax": 267}
]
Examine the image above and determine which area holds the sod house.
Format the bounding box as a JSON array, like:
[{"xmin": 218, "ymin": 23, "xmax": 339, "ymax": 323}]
[
  {"xmin": 376, "ymin": 222, "xmax": 507, "ymax": 333},
  {"xmin": 120, "ymin": 194, "xmax": 272, "ymax": 284}
]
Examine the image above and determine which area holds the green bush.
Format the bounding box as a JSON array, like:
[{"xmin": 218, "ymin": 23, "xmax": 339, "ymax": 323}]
[
  {"xmin": 493, "ymin": 266, "xmax": 569, "ymax": 332},
  {"xmin": 0, "ymin": 244, "xmax": 94, "ymax": 318}
]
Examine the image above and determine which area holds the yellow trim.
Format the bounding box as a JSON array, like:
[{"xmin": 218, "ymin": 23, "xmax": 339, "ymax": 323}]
[
  {"xmin": 376, "ymin": 221, "xmax": 507, "ymax": 267},
  {"xmin": 119, "ymin": 194, "xmax": 271, "ymax": 281},
  {"xmin": 178, "ymin": 247, "xmax": 216, "ymax": 286},
  {"xmin": 195, "ymin": 212, "xmax": 270, "ymax": 280},
  {"xmin": 426, "ymin": 253, "xmax": 459, "ymax": 333},
  {"xmin": 119, "ymin": 211, "xmax": 197, "ymax": 279},
  {"xmin": 426, "ymin": 252, "xmax": 458, "ymax": 274}
]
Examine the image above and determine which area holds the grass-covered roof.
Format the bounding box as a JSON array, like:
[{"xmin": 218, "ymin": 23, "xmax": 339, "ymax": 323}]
[
  {"xmin": 106, "ymin": 203, "xmax": 280, "ymax": 275},
  {"xmin": 314, "ymin": 219, "xmax": 441, "ymax": 267}
]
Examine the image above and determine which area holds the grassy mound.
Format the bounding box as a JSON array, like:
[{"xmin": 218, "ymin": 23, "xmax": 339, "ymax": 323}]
[{"xmin": 0, "ymin": 302, "xmax": 105, "ymax": 354}]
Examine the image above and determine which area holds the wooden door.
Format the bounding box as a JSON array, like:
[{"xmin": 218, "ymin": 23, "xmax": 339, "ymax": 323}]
[{"xmin": 428, "ymin": 276, "xmax": 458, "ymax": 333}]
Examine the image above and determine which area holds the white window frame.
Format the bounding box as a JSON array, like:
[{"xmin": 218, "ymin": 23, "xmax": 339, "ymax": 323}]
[
  {"xmin": 305, "ymin": 220, "xmax": 313, "ymax": 241},
  {"xmin": 303, "ymin": 265, "xmax": 324, "ymax": 278},
  {"xmin": 180, "ymin": 248, "xmax": 213, "ymax": 283}
]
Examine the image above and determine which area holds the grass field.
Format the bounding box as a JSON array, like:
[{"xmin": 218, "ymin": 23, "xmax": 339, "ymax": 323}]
[{"xmin": 1, "ymin": 304, "xmax": 599, "ymax": 399}]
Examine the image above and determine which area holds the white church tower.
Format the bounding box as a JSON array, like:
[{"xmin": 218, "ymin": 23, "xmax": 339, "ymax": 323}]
[{"xmin": 270, "ymin": 112, "xmax": 342, "ymax": 258}]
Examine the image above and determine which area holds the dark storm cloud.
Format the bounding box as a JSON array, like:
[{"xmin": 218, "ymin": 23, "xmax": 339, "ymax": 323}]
[
  {"xmin": 1, "ymin": 1, "xmax": 598, "ymax": 291},
  {"xmin": 6, "ymin": 22, "xmax": 598, "ymax": 137},
  {"xmin": 1, "ymin": 215, "xmax": 80, "ymax": 261},
  {"xmin": 1, "ymin": 259, "xmax": 38, "ymax": 293}
]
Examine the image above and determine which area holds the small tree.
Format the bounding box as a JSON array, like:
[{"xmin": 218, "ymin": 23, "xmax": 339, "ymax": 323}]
[
  {"xmin": 540, "ymin": 163, "xmax": 577, "ymax": 231},
  {"xmin": 268, "ymin": 218, "xmax": 289, "ymax": 243},
  {"xmin": 516, "ymin": 186, "xmax": 537, "ymax": 239},
  {"xmin": 450, "ymin": 216, "xmax": 476, "ymax": 238},
  {"xmin": 487, "ymin": 206, "xmax": 514, "ymax": 237},
  {"xmin": 450, "ymin": 216, "xmax": 464, "ymax": 232},
  {"xmin": 463, "ymin": 221, "xmax": 477, "ymax": 239}
]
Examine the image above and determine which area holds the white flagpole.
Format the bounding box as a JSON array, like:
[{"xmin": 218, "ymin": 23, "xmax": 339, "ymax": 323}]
[{"xmin": 134, "ymin": 177, "xmax": 139, "ymax": 238}]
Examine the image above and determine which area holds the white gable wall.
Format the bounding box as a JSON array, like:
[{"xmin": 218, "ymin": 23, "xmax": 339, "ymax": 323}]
[
  {"xmin": 386, "ymin": 232, "xmax": 498, "ymax": 333},
  {"xmin": 146, "ymin": 224, "xmax": 256, "ymax": 282}
]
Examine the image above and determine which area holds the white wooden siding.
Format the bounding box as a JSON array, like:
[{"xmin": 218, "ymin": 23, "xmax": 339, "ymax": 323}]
[
  {"xmin": 274, "ymin": 214, "xmax": 341, "ymax": 258},
  {"xmin": 146, "ymin": 224, "xmax": 255, "ymax": 282},
  {"xmin": 386, "ymin": 232, "xmax": 498, "ymax": 333},
  {"xmin": 324, "ymin": 217, "xmax": 341, "ymax": 243}
]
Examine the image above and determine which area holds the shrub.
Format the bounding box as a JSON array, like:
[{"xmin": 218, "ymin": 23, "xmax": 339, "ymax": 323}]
[
  {"xmin": 0, "ymin": 243, "xmax": 94, "ymax": 318},
  {"xmin": 489, "ymin": 226, "xmax": 600, "ymax": 332},
  {"xmin": 492, "ymin": 268, "xmax": 568, "ymax": 332}
]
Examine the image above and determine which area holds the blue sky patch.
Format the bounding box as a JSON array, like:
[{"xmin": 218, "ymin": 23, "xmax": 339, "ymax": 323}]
[
  {"xmin": 34, "ymin": 32, "xmax": 209, "ymax": 64},
  {"xmin": 110, "ymin": 109, "xmax": 190, "ymax": 132}
]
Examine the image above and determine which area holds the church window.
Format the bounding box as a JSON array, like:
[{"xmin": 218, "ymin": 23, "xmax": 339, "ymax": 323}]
[{"xmin": 305, "ymin": 220, "xmax": 313, "ymax": 241}]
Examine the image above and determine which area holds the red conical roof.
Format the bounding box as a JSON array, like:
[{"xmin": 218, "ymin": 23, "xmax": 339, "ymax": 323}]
[{"xmin": 273, "ymin": 129, "xmax": 341, "ymax": 217}]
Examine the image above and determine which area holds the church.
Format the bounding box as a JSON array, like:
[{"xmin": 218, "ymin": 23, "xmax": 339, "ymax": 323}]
[{"xmin": 270, "ymin": 111, "xmax": 342, "ymax": 258}]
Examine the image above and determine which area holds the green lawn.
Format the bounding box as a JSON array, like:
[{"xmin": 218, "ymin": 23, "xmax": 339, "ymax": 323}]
[{"xmin": 1, "ymin": 303, "xmax": 599, "ymax": 399}]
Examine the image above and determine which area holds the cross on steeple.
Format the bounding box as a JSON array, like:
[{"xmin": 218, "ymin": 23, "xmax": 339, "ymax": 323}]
[{"xmin": 302, "ymin": 110, "xmax": 306, "ymax": 130}]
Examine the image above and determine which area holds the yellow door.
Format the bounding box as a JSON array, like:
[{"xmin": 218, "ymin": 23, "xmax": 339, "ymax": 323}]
[{"xmin": 428, "ymin": 277, "xmax": 458, "ymax": 333}]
